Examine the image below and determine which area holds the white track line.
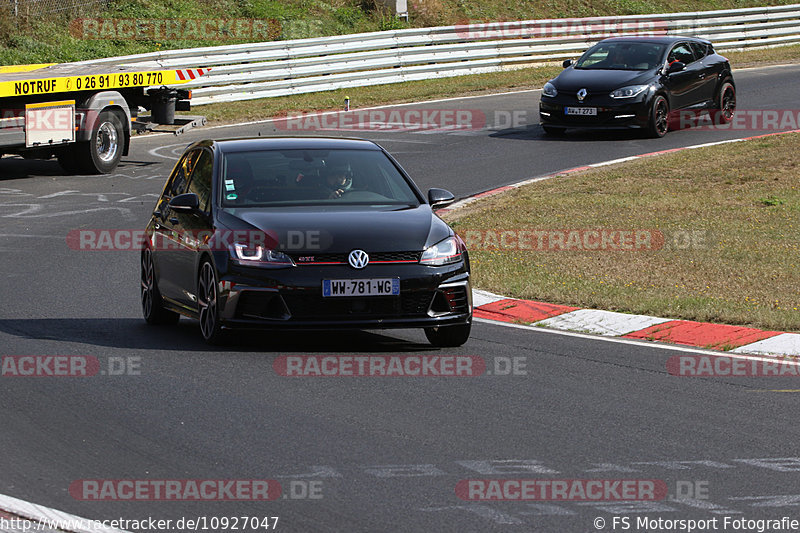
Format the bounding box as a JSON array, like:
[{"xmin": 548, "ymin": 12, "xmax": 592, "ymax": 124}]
[{"xmin": 0, "ymin": 493, "xmax": 128, "ymax": 533}]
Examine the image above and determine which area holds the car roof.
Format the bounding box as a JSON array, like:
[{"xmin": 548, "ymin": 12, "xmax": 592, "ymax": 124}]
[
  {"xmin": 191, "ymin": 136, "xmax": 383, "ymax": 153},
  {"xmin": 598, "ymin": 35, "xmax": 712, "ymax": 45}
]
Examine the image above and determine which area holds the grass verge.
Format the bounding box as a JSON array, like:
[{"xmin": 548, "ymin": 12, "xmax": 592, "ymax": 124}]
[
  {"xmin": 443, "ymin": 133, "xmax": 800, "ymax": 332},
  {"xmin": 1, "ymin": 0, "xmax": 797, "ymax": 64}
]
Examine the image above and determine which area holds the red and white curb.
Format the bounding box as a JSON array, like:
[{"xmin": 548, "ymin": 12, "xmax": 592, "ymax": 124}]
[
  {"xmin": 0, "ymin": 493, "xmax": 127, "ymax": 533},
  {"xmin": 473, "ymin": 291, "xmax": 800, "ymax": 357},
  {"xmin": 460, "ymin": 128, "xmax": 800, "ymax": 358}
]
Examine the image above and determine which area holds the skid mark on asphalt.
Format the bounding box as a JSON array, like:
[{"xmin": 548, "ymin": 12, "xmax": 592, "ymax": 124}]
[
  {"xmin": 0, "ymin": 186, "xmax": 162, "ymax": 218},
  {"xmin": 147, "ymin": 142, "xmax": 191, "ymax": 161},
  {"xmin": 36, "ymin": 190, "xmax": 131, "ymax": 202},
  {"xmin": 0, "ymin": 204, "xmax": 134, "ymax": 218},
  {"xmin": 102, "ymin": 172, "xmax": 168, "ymax": 180},
  {"xmin": 0, "ymin": 188, "xmax": 33, "ymax": 197}
]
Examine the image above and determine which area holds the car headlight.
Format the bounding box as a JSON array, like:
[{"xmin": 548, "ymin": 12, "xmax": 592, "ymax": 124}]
[
  {"xmin": 542, "ymin": 82, "xmax": 558, "ymax": 98},
  {"xmin": 230, "ymin": 242, "xmax": 295, "ymax": 267},
  {"xmin": 609, "ymin": 85, "xmax": 649, "ymax": 99},
  {"xmin": 421, "ymin": 236, "xmax": 464, "ymax": 266}
]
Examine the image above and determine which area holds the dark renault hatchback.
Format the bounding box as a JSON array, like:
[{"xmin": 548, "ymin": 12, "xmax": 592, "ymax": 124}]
[
  {"xmin": 140, "ymin": 137, "xmax": 472, "ymax": 346},
  {"xmin": 539, "ymin": 36, "xmax": 736, "ymax": 137}
]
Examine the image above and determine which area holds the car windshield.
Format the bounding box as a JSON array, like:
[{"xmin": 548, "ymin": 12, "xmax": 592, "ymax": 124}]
[
  {"xmin": 219, "ymin": 148, "xmax": 422, "ymax": 207},
  {"xmin": 575, "ymin": 42, "xmax": 666, "ymax": 71}
]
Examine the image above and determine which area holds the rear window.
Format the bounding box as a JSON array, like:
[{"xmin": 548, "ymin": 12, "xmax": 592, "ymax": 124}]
[
  {"xmin": 691, "ymin": 42, "xmax": 709, "ymax": 59},
  {"xmin": 219, "ymin": 148, "xmax": 422, "ymax": 207}
]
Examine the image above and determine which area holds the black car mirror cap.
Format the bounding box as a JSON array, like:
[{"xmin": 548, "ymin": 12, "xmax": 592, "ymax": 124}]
[
  {"xmin": 168, "ymin": 192, "xmax": 200, "ymax": 212},
  {"xmin": 666, "ymin": 61, "xmax": 686, "ymax": 74},
  {"xmin": 428, "ymin": 188, "xmax": 455, "ymax": 208},
  {"xmin": 562, "ymin": 59, "xmax": 573, "ymax": 68}
]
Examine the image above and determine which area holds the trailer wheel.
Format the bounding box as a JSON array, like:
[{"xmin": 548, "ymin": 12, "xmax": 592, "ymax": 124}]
[{"xmin": 80, "ymin": 110, "xmax": 125, "ymax": 174}]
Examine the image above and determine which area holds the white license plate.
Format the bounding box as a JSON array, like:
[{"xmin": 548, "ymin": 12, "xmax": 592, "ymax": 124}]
[
  {"xmin": 565, "ymin": 107, "xmax": 598, "ymax": 116},
  {"xmin": 323, "ymin": 278, "xmax": 400, "ymax": 297}
]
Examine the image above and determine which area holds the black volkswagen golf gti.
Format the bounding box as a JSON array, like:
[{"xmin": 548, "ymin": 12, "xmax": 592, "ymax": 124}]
[
  {"xmin": 140, "ymin": 137, "xmax": 472, "ymax": 346},
  {"xmin": 539, "ymin": 36, "xmax": 736, "ymax": 137}
]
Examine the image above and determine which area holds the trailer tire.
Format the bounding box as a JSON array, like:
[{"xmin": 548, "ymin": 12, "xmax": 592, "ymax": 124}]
[{"xmin": 80, "ymin": 110, "xmax": 125, "ymax": 174}]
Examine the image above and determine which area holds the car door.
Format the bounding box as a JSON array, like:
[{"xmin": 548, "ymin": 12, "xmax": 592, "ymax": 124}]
[
  {"xmin": 169, "ymin": 148, "xmax": 215, "ymax": 309},
  {"xmin": 663, "ymin": 42, "xmax": 700, "ymax": 110},
  {"xmin": 152, "ymin": 149, "xmax": 201, "ymax": 305},
  {"xmin": 690, "ymin": 41, "xmax": 719, "ymax": 103}
]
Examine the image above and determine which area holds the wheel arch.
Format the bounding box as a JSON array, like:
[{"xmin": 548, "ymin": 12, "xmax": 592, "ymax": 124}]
[
  {"xmin": 714, "ymin": 76, "xmax": 736, "ymax": 100},
  {"xmin": 76, "ymin": 91, "xmax": 132, "ymax": 155}
]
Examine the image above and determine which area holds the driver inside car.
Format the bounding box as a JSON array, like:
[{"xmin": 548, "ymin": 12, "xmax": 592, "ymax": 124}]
[
  {"xmin": 322, "ymin": 162, "xmax": 353, "ymax": 199},
  {"xmin": 599, "ymin": 47, "xmax": 627, "ymax": 68}
]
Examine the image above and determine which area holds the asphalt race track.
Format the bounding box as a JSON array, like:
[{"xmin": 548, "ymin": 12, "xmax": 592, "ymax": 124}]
[{"xmin": 1, "ymin": 63, "xmax": 800, "ymax": 532}]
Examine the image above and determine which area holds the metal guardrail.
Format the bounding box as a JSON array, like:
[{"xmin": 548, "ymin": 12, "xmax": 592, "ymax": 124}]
[{"xmin": 74, "ymin": 4, "xmax": 800, "ymax": 105}]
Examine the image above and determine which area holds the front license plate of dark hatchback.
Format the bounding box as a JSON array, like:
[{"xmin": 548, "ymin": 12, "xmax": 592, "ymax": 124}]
[
  {"xmin": 565, "ymin": 107, "xmax": 597, "ymax": 116},
  {"xmin": 323, "ymin": 278, "xmax": 400, "ymax": 297}
]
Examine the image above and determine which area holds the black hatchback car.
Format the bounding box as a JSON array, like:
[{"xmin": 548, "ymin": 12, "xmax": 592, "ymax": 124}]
[
  {"xmin": 140, "ymin": 137, "xmax": 472, "ymax": 346},
  {"xmin": 539, "ymin": 36, "xmax": 736, "ymax": 137}
]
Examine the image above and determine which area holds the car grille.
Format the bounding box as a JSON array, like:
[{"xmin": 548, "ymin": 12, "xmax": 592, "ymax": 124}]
[
  {"xmin": 443, "ymin": 285, "xmax": 470, "ymax": 314},
  {"xmin": 291, "ymin": 251, "xmax": 421, "ymax": 265},
  {"xmin": 282, "ymin": 290, "xmax": 435, "ymax": 319},
  {"xmin": 235, "ymin": 291, "xmax": 289, "ymax": 320},
  {"xmin": 235, "ymin": 285, "xmax": 467, "ymax": 321}
]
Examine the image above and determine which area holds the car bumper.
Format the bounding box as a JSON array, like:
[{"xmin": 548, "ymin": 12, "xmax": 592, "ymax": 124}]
[
  {"xmin": 215, "ymin": 261, "xmax": 472, "ymax": 330},
  {"xmin": 539, "ymin": 97, "xmax": 650, "ymax": 129}
]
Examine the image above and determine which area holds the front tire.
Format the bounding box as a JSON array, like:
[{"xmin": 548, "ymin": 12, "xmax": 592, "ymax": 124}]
[
  {"xmin": 79, "ymin": 110, "xmax": 126, "ymax": 174},
  {"xmin": 713, "ymin": 81, "xmax": 736, "ymax": 125},
  {"xmin": 141, "ymin": 249, "xmax": 180, "ymax": 325},
  {"xmin": 198, "ymin": 261, "xmax": 226, "ymax": 344},
  {"xmin": 424, "ymin": 321, "xmax": 471, "ymax": 347},
  {"xmin": 647, "ymin": 95, "xmax": 669, "ymax": 138}
]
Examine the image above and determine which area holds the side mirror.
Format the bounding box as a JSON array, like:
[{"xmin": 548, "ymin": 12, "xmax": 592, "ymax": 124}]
[
  {"xmin": 428, "ymin": 188, "xmax": 455, "ymax": 208},
  {"xmin": 168, "ymin": 192, "xmax": 200, "ymax": 212},
  {"xmin": 666, "ymin": 61, "xmax": 686, "ymax": 74},
  {"xmin": 562, "ymin": 59, "xmax": 573, "ymax": 68}
]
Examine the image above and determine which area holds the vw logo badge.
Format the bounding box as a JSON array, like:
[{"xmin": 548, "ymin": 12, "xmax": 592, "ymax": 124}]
[
  {"xmin": 577, "ymin": 88, "xmax": 588, "ymax": 101},
  {"xmin": 348, "ymin": 249, "xmax": 370, "ymax": 269}
]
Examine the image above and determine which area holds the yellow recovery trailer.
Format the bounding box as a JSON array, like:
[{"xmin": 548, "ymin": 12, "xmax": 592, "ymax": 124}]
[{"xmin": 0, "ymin": 63, "xmax": 210, "ymax": 173}]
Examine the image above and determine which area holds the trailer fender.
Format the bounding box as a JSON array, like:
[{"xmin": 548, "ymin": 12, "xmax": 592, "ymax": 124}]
[{"xmin": 77, "ymin": 90, "xmax": 131, "ymax": 155}]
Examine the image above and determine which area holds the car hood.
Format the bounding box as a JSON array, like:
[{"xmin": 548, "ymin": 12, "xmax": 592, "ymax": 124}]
[
  {"xmin": 218, "ymin": 205, "xmax": 452, "ymax": 254},
  {"xmin": 553, "ymin": 68, "xmax": 655, "ymax": 92}
]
